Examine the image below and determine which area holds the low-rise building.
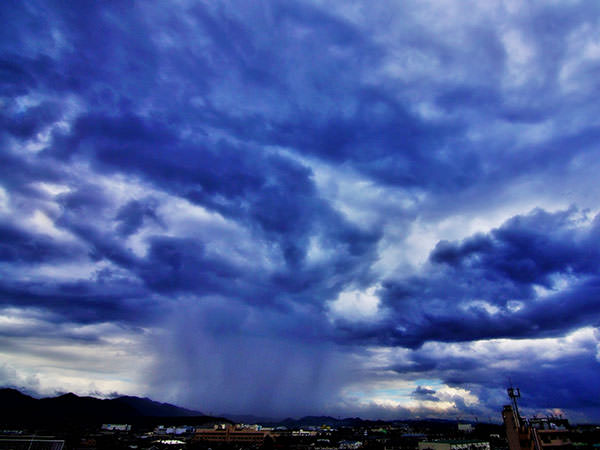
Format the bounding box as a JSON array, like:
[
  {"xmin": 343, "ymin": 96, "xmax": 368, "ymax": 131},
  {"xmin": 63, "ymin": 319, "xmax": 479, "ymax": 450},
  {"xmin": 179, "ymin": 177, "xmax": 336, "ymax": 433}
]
[
  {"xmin": 101, "ymin": 423, "xmax": 131, "ymax": 431},
  {"xmin": 459, "ymin": 424, "xmax": 474, "ymax": 433},
  {"xmin": 0, "ymin": 438, "xmax": 65, "ymax": 450},
  {"xmin": 503, "ymin": 388, "xmax": 573, "ymax": 450},
  {"xmin": 194, "ymin": 424, "xmax": 270, "ymax": 444},
  {"xmin": 339, "ymin": 439, "xmax": 363, "ymax": 449},
  {"xmin": 293, "ymin": 430, "xmax": 319, "ymax": 437},
  {"xmin": 418, "ymin": 440, "xmax": 491, "ymax": 450}
]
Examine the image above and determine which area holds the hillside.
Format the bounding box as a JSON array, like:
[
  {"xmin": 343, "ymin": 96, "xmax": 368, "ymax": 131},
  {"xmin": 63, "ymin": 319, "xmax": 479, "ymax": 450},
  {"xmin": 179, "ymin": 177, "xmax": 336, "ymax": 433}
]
[{"xmin": 0, "ymin": 388, "xmax": 211, "ymax": 426}]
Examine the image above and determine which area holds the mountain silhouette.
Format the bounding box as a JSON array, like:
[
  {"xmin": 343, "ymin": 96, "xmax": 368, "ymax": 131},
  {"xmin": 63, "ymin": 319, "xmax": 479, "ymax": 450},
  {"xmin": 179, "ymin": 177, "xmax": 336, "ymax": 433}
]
[{"xmin": 0, "ymin": 388, "xmax": 206, "ymax": 426}]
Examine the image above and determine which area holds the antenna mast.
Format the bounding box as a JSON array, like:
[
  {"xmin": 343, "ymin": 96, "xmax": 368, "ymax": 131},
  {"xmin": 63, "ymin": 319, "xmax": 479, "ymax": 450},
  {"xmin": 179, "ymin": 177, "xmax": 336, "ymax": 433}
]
[{"xmin": 507, "ymin": 386, "xmax": 522, "ymax": 426}]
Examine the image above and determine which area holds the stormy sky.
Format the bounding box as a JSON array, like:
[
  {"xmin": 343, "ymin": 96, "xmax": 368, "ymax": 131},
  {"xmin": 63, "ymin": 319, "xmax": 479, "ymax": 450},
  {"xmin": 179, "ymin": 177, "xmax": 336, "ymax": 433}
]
[{"xmin": 1, "ymin": 0, "xmax": 600, "ymax": 421}]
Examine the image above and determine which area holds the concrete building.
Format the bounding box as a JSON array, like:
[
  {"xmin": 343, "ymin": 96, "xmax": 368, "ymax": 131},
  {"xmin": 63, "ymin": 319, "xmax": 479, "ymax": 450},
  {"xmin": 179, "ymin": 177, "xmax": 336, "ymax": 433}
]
[
  {"xmin": 339, "ymin": 440, "xmax": 363, "ymax": 449},
  {"xmin": 101, "ymin": 423, "xmax": 131, "ymax": 431},
  {"xmin": 418, "ymin": 440, "xmax": 490, "ymax": 450},
  {"xmin": 194, "ymin": 424, "xmax": 270, "ymax": 444},
  {"xmin": 0, "ymin": 439, "xmax": 65, "ymax": 450},
  {"xmin": 529, "ymin": 417, "xmax": 572, "ymax": 450},
  {"xmin": 503, "ymin": 387, "xmax": 573, "ymax": 450}
]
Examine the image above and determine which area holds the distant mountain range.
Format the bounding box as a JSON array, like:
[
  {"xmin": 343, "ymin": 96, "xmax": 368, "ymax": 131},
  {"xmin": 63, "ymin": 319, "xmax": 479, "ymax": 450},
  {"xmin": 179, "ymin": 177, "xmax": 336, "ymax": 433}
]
[
  {"xmin": 257, "ymin": 415, "xmax": 464, "ymax": 428},
  {"xmin": 1, "ymin": 388, "xmax": 501, "ymax": 430},
  {"xmin": 0, "ymin": 388, "xmax": 224, "ymax": 426}
]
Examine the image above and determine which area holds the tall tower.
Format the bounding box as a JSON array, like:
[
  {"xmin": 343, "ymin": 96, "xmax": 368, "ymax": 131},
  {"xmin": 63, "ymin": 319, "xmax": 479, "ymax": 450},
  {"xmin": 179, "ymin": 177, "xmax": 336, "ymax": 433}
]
[
  {"xmin": 507, "ymin": 386, "xmax": 521, "ymax": 426},
  {"xmin": 503, "ymin": 386, "xmax": 532, "ymax": 450}
]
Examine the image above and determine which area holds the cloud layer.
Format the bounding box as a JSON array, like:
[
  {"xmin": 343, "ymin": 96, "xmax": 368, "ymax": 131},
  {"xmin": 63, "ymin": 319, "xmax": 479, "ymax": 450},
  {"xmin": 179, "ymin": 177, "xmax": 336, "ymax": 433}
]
[{"xmin": 1, "ymin": 0, "xmax": 600, "ymax": 420}]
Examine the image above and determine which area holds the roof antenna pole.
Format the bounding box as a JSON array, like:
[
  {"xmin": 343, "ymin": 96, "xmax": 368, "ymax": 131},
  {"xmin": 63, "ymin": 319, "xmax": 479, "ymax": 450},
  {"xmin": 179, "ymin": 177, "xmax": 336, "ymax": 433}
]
[{"xmin": 507, "ymin": 381, "xmax": 521, "ymax": 427}]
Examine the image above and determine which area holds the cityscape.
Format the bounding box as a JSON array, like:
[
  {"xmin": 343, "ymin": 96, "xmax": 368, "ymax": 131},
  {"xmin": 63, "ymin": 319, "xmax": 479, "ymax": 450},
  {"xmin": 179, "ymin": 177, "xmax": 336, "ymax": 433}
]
[{"xmin": 1, "ymin": 387, "xmax": 599, "ymax": 450}]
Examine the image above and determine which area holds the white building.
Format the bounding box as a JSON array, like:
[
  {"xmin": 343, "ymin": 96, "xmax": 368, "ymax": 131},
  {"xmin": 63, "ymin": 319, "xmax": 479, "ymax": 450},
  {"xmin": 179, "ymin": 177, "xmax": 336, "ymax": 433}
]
[{"xmin": 419, "ymin": 440, "xmax": 490, "ymax": 450}]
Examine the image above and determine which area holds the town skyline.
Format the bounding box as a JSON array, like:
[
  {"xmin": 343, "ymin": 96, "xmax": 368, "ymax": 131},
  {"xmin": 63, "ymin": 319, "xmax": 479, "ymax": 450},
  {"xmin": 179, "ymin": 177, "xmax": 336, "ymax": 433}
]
[{"xmin": 1, "ymin": 0, "xmax": 600, "ymax": 422}]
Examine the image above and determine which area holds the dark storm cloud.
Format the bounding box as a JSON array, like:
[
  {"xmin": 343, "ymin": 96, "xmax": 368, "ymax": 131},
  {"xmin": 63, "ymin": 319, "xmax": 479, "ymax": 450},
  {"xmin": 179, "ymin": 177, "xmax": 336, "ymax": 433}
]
[
  {"xmin": 412, "ymin": 386, "xmax": 438, "ymax": 402},
  {"xmin": 48, "ymin": 108, "xmax": 381, "ymax": 293},
  {"xmin": 265, "ymin": 93, "xmax": 472, "ymax": 190},
  {"xmin": 51, "ymin": 112, "xmax": 328, "ymax": 264},
  {"xmin": 0, "ymin": 222, "xmax": 81, "ymax": 263},
  {"xmin": 430, "ymin": 208, "xmax": 600, "ymax": 285},
  {"xmin": 115, "ymin": 199, "xmax": 161, "ymax": 237},
  {"xmin": 0, "ymin": 277, "xmax": 155, "ymax": 325},
  {"xmin": 2, "ymin": 0, "xmax": 600, "ymax": 419},
  {"xmin": 356, "ymin": 208, "xmax": 600, "ymax": 348},
  {"xmin": 388, "ymin": 330, "xmax": 600, "ymax": 419},
  {"xmin": 0, "ymin": 145, "xmax": 64, "ymax": 198},
  {"xmin": 1, "ymin": 100, "xmax": 62, "ymax": 139},
  {"xmin": 5, "ymin": 0, "xmax": 598, "ymax": 197}
]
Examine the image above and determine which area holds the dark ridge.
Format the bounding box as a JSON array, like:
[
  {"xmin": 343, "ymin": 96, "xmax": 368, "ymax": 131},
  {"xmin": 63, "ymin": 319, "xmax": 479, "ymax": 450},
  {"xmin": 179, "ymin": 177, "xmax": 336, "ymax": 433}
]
[
  {"xmin": 0, "ymin": 388, "xmax": 227, "ymax": 428},
  {"xmin": 113, "ymin": 396, "xmax": 201, "ymax": 417}
]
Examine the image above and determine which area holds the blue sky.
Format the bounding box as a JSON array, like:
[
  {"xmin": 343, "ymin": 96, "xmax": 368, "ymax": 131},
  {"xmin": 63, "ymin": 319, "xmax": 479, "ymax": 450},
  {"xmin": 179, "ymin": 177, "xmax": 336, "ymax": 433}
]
[{"xmin": 1, "ymin": 0, "xmax": 600, "ymax": 421}]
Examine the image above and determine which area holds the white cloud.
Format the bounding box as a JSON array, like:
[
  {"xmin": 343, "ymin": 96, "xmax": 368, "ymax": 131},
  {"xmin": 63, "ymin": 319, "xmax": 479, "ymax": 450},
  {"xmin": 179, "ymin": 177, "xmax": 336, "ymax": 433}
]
[
  {"xmin": 417, "ymin": 326, "xmax": 599, "ymax": 366},
  {"xmin": 327, "ymin": 285, "xmax": 384, "ymax": 322},
  {"xmin": 0, "ymin": 308, "xmax": 152, "ymax": 397}
]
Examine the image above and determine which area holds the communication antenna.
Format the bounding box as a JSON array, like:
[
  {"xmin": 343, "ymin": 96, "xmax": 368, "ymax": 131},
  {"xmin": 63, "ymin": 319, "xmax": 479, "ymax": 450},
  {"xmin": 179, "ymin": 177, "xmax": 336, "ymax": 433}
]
[{"xmin": 507, "ymin": 384, "xmax": 521, "ymax": 425}]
